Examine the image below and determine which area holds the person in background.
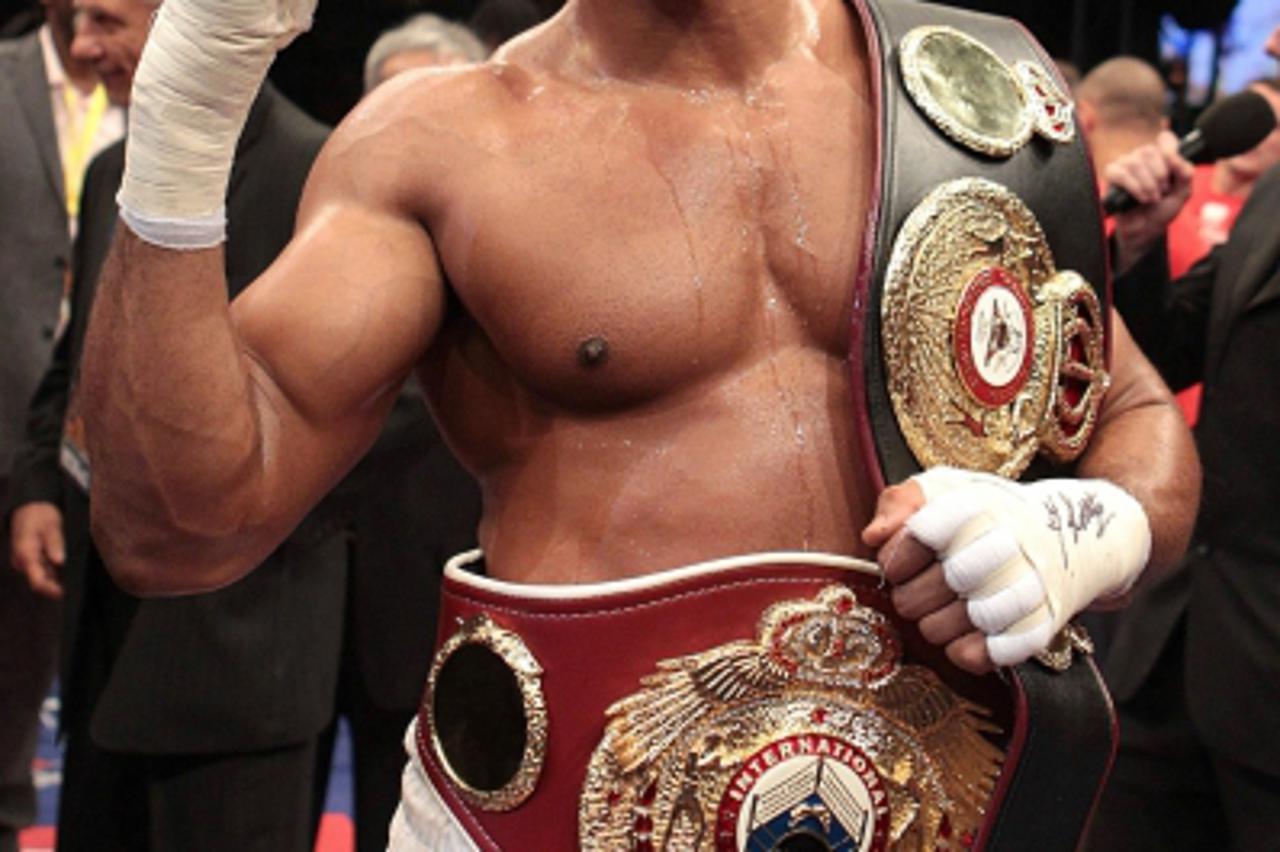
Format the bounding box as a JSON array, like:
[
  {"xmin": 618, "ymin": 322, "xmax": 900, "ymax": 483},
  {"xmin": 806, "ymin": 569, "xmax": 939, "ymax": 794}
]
[
  {"xmin": 1159, "ymin": 78, "xmax": 1280, "ymax": 425},
  {"xmin": 362, "ymin": 13, "xmax": 485, "ymax": 93},
  {"xmin": 1076, "ymin": 55, "xmax": 1169, "ymax": 176},
  {"xmin": 309, "ymin": 393, "xmax": 480, "ymax": 852},
  {"xmin": 308, "ymin": 19, "xmax": 485, "ymax": 851},
  {"xmin": 7, "ymin": 0, "xmax": 341, "ymax": 848},
  {"xmin": 1075, "ymin": 54, "xmax": 1205, "ymax": 428},
  {"xmin": 0, "ymin": 1, "xmax": 121, "ymax": 848},
  {"xmin": 1087, "ymin": 26, "xmax": 1280, "ymax": 852},
  {"xmin": 1166, "ymin": 79, "xmax": 1280, "ymax": 280}
]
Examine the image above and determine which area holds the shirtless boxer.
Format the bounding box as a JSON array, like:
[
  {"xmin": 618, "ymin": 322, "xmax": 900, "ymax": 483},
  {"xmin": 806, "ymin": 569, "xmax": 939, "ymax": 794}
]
[{"xmin": 78, "ymin": 0, "xmax": 1198, "ymax": 846}]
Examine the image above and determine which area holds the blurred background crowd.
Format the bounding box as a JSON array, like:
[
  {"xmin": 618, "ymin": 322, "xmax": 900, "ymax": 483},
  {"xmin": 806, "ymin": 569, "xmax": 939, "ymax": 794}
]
[{"xmin": 4, "ymin": 0, "xmax": 1276, "ymax": 126}]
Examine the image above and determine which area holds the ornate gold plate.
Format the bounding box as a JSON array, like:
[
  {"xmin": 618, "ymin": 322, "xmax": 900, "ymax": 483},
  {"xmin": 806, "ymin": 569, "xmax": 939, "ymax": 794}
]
[
  {"xmin": 880, "ymin": 178, "xmax": 1109, "ymax": 478},
  {"xmin": 899, "ymin": 26, "xmax": 1075, "ymax": 157},
  {"xmin": 579, "ymin": 585, "xmax": 1004, "ymax": 851},
  {"xmin": 1037, "ymin": 272, "xmax": 1109, "ymax": 463},
  {"xmin": 426, "ymin": 613, "xmax": 548, "ymax": 811}
]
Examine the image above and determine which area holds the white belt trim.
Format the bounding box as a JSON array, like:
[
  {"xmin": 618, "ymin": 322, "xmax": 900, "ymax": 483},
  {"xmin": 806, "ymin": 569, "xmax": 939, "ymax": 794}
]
[{"xmin": 443, "ymin": 549, "xmax": 882, "ymax": 601}]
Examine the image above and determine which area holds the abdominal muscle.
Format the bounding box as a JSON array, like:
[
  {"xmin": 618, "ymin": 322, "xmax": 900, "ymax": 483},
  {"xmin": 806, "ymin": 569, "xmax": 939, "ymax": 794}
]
[{"xmin": 432, "ymin": 346, "xmax": 877, "ymax": 585}]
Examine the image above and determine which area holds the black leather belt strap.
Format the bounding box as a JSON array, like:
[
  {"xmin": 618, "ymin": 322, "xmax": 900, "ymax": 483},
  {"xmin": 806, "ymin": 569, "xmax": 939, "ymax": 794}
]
[
  {"xmin": 847, "ymin": 0, "xmax": 1117, "ymax": 847},
  {"xmin": 855, "ymin": 0, "xmax": 1109, "ymax": 488}
]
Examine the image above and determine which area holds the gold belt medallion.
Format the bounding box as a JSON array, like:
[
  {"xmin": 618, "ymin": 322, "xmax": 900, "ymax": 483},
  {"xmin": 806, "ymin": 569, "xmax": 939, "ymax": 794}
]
[
  {"xmin": 899, "ymin": 26, "xmax": 1075, "ymax": 158},
  {"xmin": 425, "ymin": 614, "xmax": 548, "ymax": 812},
  {"xmin": 881, "ymin": 178, "xmax": 1109, "ymax": 478},
  {"xmin": 579, "ymin": 586, "xmax": 1004, "ymax": 851}
]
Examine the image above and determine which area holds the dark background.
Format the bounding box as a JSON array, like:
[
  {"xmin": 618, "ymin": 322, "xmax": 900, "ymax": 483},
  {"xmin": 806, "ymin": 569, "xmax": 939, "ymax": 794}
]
[
  {"xmin": 1, "ymin": 0, "xmax": 1240, "ymax": 126},
  {"xmin": 266, "ymin": 0, "xmax": 566, "ymax": 124},
  {"xmin": 0, "ymin": 0, "xmax": 567, "ymax": 124}
]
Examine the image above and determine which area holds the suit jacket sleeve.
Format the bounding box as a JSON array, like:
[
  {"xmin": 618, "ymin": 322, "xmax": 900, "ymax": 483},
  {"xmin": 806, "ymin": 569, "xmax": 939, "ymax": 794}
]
[
  {"xmin": 0, "ymin": 33, "xmax": 74, "ymax": 501},
  {"xmin": 1112, "ymin": 237, "xmax": 1215, "ymax": 394},
  {"xmin": 5, "ymin": 142, "xmax": 125, "ymax": 520},
  {"xmin": 5, "ymin": 314, "xmax": 71, "ymax": 516}
]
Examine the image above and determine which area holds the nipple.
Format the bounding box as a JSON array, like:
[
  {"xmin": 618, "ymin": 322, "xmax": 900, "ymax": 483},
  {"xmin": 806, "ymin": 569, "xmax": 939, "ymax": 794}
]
[{"xmin": 577, "ymin": 336, "xmax": 610, "ymax": 368}]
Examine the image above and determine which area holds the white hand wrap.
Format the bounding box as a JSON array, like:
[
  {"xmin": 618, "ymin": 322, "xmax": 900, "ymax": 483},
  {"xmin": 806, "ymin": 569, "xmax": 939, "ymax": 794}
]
[
  {"xmin": 118, "ymin": 0, "xmax": 316, "ymax": 249},
  {"xmin": 907, "ymin": 466, "xmax": 1151, "ymax": 667}
]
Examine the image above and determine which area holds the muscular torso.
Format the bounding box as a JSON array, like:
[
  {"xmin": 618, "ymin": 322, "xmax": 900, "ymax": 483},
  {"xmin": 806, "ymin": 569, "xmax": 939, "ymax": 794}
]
[{"xmin": 380, "ymin": 5, "xmax": 876, "ymax": 582}]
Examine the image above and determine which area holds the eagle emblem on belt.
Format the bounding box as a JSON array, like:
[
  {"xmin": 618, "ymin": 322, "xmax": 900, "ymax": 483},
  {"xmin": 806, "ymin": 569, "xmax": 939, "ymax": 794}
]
[{"xmin": 579, "ymin": 585, "xmax": 1004, "ymax": 851}]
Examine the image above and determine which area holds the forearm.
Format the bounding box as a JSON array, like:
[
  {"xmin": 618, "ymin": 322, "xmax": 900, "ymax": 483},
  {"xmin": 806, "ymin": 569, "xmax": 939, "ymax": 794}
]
[
  {"xmin": 1077, "ymin": 353, "xmax": 1200, "ymax": 588},
  {"xmin": 74, "ymin": 0, "xmax": 322, "ymax": 593},
  {"xmin": 79, "ymin": 215, "xmax": 434, "ymax": 595},
  {"xmin": 79, "ymin": 229, "xmax": 272, "ymax": 593}
]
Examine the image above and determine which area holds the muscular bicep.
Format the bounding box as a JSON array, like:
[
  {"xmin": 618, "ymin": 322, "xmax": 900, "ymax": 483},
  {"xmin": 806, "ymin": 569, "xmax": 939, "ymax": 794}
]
[
  {"xmin": 226, "ymin": 181, "xmax": 448, "ymax": 528},
  {"xmin": 233, "ymin": 203, "xmax": 445, "ymax": 422}
]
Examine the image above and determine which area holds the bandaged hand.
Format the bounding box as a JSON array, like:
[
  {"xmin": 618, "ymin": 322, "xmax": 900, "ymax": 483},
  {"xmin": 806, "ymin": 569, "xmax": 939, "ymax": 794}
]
[
  {"xmin": 118, "ymin": 0, "xmax": 316, "ymax": 248},
  {"xmin": 865, "ymin": 467, "xmax": 1151, "ymax": 669}
]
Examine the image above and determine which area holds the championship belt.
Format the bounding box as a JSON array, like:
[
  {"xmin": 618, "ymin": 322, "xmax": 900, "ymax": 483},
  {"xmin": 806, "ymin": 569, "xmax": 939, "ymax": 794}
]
[
  {"xmin": 419, "ymin": 552, "xmax": 1018, "ymax": 851},
  {"xmin": 846, "ymin": 0, "xmax": 1117, "ymax": 848},
  {"xmin": 852, "ymin": 2, "xmax": 1110, "ymax": 487},
  {"xmin": 578, "ymin": 584, "xmax": 1004, "ymax": 851}
]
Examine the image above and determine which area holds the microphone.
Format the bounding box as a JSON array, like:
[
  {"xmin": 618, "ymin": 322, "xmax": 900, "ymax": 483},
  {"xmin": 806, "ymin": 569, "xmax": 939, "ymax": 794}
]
[{"xmin": 1102, "ymin": 89, "xmax": 1278, "ymax": 215}]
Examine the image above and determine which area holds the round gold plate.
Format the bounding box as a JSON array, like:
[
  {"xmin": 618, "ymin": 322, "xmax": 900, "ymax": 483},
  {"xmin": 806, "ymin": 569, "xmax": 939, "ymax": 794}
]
[
  {"xmin": 426, "ymin": 613, "xmax": 547, "ymax": 811},
  {"xmin": 899, "ymin": 26, "xmax": 1032, "ymax": 157},
  {"xmin": 881, "ymin": 178, "xmax": 1107, "ymax": 478},
  {"xmin": 899, "ymin": 26, "xmax": 1077, "ymax": 157}
]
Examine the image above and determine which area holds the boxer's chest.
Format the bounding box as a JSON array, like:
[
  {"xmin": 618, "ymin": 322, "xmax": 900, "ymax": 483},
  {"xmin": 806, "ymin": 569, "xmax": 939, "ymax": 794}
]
[{"xmin": 437, "ymin": 80, "xmax": 872, "ymax": 409}]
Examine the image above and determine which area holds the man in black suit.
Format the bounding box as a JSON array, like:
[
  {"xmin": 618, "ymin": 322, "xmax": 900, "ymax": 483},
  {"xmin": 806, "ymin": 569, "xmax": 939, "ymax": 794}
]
[
  {"xmin": 311, "ymin": 395, "xmax": 480, "ymax": 852},
  {"xmin": 6, "ymin": 0, "xmax": 345, "ymax": 847},
  {"xmin": 1087, "ymin": 38, "xmax": 1280, "ymax": 849},
  {"xmin": 0, "ymin": 1, "xmax": 122, "ymax": 846}
]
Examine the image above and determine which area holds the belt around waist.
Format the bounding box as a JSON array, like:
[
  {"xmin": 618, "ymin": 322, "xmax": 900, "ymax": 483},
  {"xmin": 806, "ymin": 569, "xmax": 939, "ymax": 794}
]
[{"xmin": 417, "ymin": 551, "xmax": 1015, "ymax": 851}]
